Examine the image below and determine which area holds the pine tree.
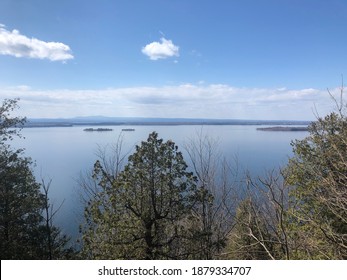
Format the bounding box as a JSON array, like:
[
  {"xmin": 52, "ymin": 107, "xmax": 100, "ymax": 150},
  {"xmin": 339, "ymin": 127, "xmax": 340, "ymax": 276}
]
[{"xmin": 81, "ymin": 132, "xmax": 200, "ymax": 259}]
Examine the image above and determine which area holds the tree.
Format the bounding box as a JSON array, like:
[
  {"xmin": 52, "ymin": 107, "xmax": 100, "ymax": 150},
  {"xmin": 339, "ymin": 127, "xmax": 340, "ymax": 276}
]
[
  {"xmin": 81, "ymin": 132, "xmax": 200, "ymax": 259},
  {"xmin": 226, "ymin": 171, "xmax": 293, "ymax": 260},
  {"xmin": 286, "ymin": 109, "xmax": 347, "ymax": 259},
  {"xmin": 0, "ymin": 98, "xmax": 74, "ymax": 259},
  {"xmin": 184, "ymin": 130, "xmax": 239, "ymax": 259},
  {"xmin": 0, "ymin": 147, "xmax": 46, "ymax": 259},
  {"xmin": 78, "ymin": 133, "xmax": 129, "ymax": 205},
  {"xmin": 40, "ymin": 179, "xmax": 75, "ymax": 259},
  {"xmin": 0, "ymin": 98, "xmax": 42, "ymax": 259},
  {"xmin": 0, "ymin": 98, "xmax": 26, "ymax": 145},
  {"xmin": 226, "ymin": 198, "xmax": 273, "ymax": 259}
]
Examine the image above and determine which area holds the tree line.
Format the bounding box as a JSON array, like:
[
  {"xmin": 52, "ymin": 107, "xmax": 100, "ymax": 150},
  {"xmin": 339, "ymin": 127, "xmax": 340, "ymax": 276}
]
[{"xmin": 1, "ymin": 97, "xmax": 346, "ymax": 259}]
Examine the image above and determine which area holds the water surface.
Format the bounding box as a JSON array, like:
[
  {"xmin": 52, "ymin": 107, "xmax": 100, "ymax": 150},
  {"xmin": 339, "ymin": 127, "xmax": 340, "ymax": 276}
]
[{"xmin": 12, "ymin": 125, "xmax": 308, "ymax": 240}]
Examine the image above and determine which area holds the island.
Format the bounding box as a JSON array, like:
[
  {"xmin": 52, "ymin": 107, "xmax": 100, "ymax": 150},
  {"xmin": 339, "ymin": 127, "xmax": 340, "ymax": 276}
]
[
  {"xmin": 83, "ymin": 128, "xmax": 113, "ymax": 132},
  {"xmin": 122, "ymin": 128, "xmax": 135, "ymax": 131},
  {"xmin": 256, "ymin": 126, "xmax": 308, "ymax": 132}
]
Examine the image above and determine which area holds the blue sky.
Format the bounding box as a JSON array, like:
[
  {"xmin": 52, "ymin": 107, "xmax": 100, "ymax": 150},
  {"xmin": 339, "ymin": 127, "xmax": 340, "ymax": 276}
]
[{"xmin": 0, "ymin": 0, "xmax": 346, "ymax": 120}]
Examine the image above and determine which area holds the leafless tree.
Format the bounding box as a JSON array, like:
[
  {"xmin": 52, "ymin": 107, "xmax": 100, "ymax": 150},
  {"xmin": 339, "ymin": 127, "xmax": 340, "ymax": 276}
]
[
  {"xmin": 78, "ymin": 133, "xmax": 131, "ymax": 204},
  {"xmin": 184, "ymin": 128, "xmax": 241, "ymax": 259},
  {"xmin": 40, "ymin": 178, "xmax": 75, "ymax": 259},
  {"xmin": 226, "ymin": 169, "xmax": 296, "ymax": 259}
]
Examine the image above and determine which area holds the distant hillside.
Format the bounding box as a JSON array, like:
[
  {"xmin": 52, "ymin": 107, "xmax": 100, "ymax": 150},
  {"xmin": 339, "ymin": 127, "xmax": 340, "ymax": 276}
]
[{"xmin": 24, "ymin": 116, "xmax": 311, "ymax": 128}]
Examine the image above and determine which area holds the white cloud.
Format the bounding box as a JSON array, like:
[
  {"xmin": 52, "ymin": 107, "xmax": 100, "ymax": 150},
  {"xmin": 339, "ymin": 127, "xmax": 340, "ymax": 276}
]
[
  {"xmin": 142, "ymin": 37, "xmax": 179, "ymax": 60},
  {"xmin": 0, "ymin": 25, "xmax": 73, "ymax": 61},
  {"xmin": 0, "ymin": 84, "xmax": 336, "ymax": 120}
]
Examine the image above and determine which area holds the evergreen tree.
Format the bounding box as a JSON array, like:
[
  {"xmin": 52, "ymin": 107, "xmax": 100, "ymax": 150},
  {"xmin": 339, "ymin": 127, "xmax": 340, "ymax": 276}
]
[
  {"xmin": 81, "ymin": 132, "xmax": 201, "ymax": 259},
  {"xmin": 0, "ymin": 98, "xmax": 74, "ymax": 259},
  {"xmin": 0, "ymin": 148, "xmax": 45, "ymax": 259},
  {"xmin": 286, "ymin": 111, "xmax": 347, "ymax": 259}
]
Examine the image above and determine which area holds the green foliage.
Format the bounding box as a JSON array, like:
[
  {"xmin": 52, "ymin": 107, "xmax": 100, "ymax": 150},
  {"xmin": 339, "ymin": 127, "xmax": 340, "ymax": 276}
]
[
  {"xmin": 225, "ymin": 106, "xmax": 347, "ymax": 260},
  {"xmin": 286, "ymin": 111, "xmax": 347, "ymax": 259},
  {"xmin": 225, "ymin": 171, "xmax": 293, "ymax": 260},
  {"xmin": 0, "ymin": 98, "xmax": 26, "ymax": 145},
  {"xmin": 0, "ymin": 98, "xmax": 74, "ymax": 259},
  {"xmin": 4, "ymin": 96, "xmax": 347, "ymax": 260},
  {"xmin": 82, "ymin": 132, "xmax": 201, "ymax": 259},
  {"xmin": 227, "ymin": 198, "xmax": 273, "ymax": 260},
  {"xmin": 0, "ymin": 148, "xmax": 45, "ymax": 259}
]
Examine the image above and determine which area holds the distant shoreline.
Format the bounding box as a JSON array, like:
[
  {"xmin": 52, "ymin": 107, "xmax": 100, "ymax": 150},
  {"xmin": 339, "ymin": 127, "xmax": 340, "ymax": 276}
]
[
  {"xmin": 23, "ymin": 118, "xmax": 311, "ymax": 128},
  {"xmin": 257, "ymin": 126, "xmax": 309, "ymax": 132}
]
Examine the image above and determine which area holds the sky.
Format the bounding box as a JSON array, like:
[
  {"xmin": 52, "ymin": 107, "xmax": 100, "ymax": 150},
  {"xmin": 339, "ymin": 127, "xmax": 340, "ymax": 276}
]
[{"xmin": 0, "ymin": 0, "xmax": 346, "ymax": 120}]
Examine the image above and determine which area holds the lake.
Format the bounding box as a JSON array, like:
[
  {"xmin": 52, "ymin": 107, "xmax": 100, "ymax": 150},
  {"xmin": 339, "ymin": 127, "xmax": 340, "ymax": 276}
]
[{"xmin": 12, "ymin": 125, "xmax": 308, "ymax": 242}]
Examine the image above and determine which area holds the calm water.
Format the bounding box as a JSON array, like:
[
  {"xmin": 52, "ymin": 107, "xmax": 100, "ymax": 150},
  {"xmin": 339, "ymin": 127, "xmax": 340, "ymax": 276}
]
[{"xmin": 12, "ymin": 125, "xmax": 308, "ymax": 241}]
